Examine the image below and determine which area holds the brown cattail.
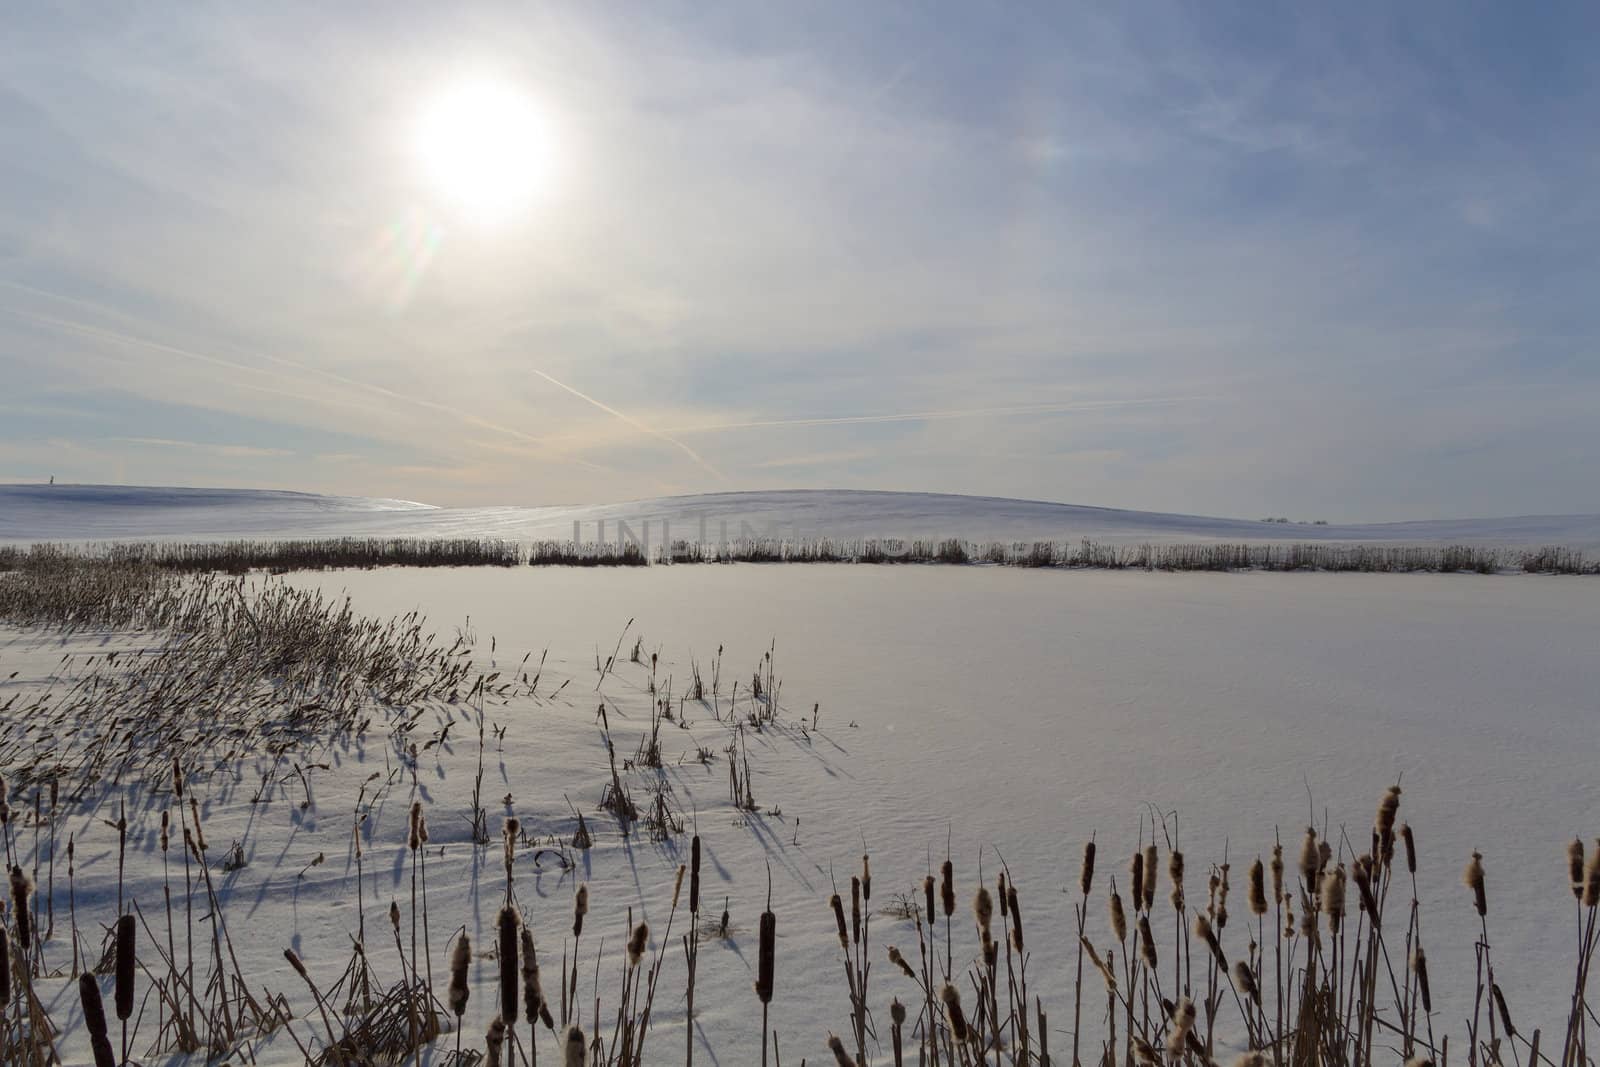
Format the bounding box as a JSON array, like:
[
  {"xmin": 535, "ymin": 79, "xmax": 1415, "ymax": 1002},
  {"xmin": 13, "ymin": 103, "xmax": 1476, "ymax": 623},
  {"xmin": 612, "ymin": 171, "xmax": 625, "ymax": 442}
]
[
  {"xmin": 627, "ymin": 921, "xmax": 649, "ymax": 969},
  {"xmin": 1376, "ymin": 785, "xmax": 1401, "ymax": 862},
  {"xmin": 1080, "ymin": 840, "xmax": 1096, "ymax": 896},
  {"xmin": 1412, "ymin": 947, "xmax": 1432, "ymax": 1013},
  {"xmin": 1194, "ymin": 914, "xmax": 1223, "ymax": 966},
  {"xmin": 756, "ymin": 908, "xmax": 776, "ymax": 1003},
  {"xmin": 0, "ymin": 934, "xmax": 9, "ymax": 1009},
  {"xmin": 1404, "ymin": 1059, "xmax": 1435, "ymax": 1067},
  {"xmin": 1082, "ymin": 937, "xmax": 1117, "ymax": 990},
  {"xmin": 1007, "ymin": 883, "xmax": 1023, "ymax": 952},
  {"xmin": 80, "ymin": 972, "xmax": 117, "ymax": 1067},
  {"xmin": 940, "ymin": 982, "xmax": 969, "ymax": 1042},
  {"xmin": 1270, "ymin": 844, "xmax": 1284, "ymax": 901},
  {"xmin": 851, "ymin": 876, "xmax": 862, "ymax": 945},
  {"xmin": 974, "ymin": 887, "xmax": 994, "ymax": 937},
  {"xmin": 161, "ymin": 810, "xmax": 170, "ymax": 852},
  {"xmin": 172, "ymin": 758, "xmax": 184, "ymax": 798},
  {"xmin": 1133, "ymin": 1036, "xmax": 1158, "ymax": 1064},
  {"xmin": 486, "ymin": 1018, "xmax": 506, "ymax": 1067},
  {"xmin": 828, "ymin": 1033, "xmax": 855, "ymax": 1067},
  {"xmin": 1491, "ymin": 982, "xmax": 1516, "ymax": 1037},
  {"xmin": 690, "ymin": 835, "xmax": 702, "ymax": 913},
  {"xmin": 1352, "ymin": 855, "xmax": 1380, "ymax": 918},
  {"xmin": 1168, "ymin": 849, "xmax": 1185, "ymax": 908},
  {"xmin": 1568, "ymin": 838, "xmax": 1585, "ymax": 900},
  {"xmin": 9, "ymin": 867, "xmax": 31, "ymax": 949},
  {"xmin": 1233, "ymin": 960, "xmax": 1260, "ymax": 1004},
  {"xmin": 498, "ymin": 905, "xmax": 519, "ymax": 1023},
  {"xmin": 1234, "ymin": 1054, "xmax": 1267, "ymax": 1067},
  {"xmin": 1401, "ymin": 822, "xmax": 1417, "ymax": 875},
  {"xmin": 502, "ymin": 817, "xmax": 519, "ymax": 871},
  {"xmin": 409, "ymin": 801, "xmax": 423, "ymax": 851},
  {"xmin": 114, "ymin": 913, "xmax": 136, "ymax": 1020},
  {"xmin": 887, "ymin": 944, "xmax": 916, "ymax": 980},
  {"xmin": 861, "ymin": 854, "xmax": 872, "ymax": 901},
  {"xmin": 573, "ymin": 884, "xmax": 588, "ymax": 938},
  {"xmin": 449, "ymin": 933, "xmax": 471, "ymax": 1016},
  {"xmin": 1109, "ymin": 887, "xmax": 1128, "ymax": 943},
  {"xmin": 1141, "ymin": 844, "xmax": 1158, "ymax": 910},
  {"xmin": 1584, "ymin": 842, "xmax": 1600, "ymax": 908},
  {"xmin": 389, "ymin": 899, "xmax": 401, "ymax": 933},
  {"xmin": 1137, "ymin": 914, "xmax": 1158, "ymax": 968},
  {"xmin": 520, "ymin": 927, "xmax": 553, "ymax": 1028},
  {"xmin": 922, "ymin": 875, "xmax": 935, "ymax": 923},
  {"xmin": 1165, "ymin": 997, "xmax": 1196, "ymax": 1058},
  {"xmin": 1463, "ymin": 852, "xmax": 1487, "ymax": 917},
  {"xmin": 1298, "ymin": 829, "xmax": 1319, "ymax": 885},
  {"xmin": 563, "ymin": 1025, "xmax": 586, "ymax": 1067},
  {"xmin": 830, "ymin": 893, "xmax": 848, "ymax": 949},
  {"xmin": 940, "ymin": 860, "xmax": 955, "ymax": 917},
  {"xmin": 1249, "ymin": 858, "xmax": 1267, "ymax": 916},
  {"xmin": 997, "ymin": 871, "xmax": 1008, "ymax": 918},
  {"xmin": 1321, "ymin": 867, "xmax": 1346, "ymax": 932},
  {"xmin": 1131, "ymin": 851, "xmax": 1145, "ymax": 913}
]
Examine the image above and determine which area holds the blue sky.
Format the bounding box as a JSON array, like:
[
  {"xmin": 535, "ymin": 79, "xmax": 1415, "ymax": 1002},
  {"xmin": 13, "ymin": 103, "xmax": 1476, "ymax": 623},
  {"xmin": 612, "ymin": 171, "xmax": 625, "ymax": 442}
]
[{"xmin": 2, "ymin": 1, "xmax": 1597, "ymax": 519}]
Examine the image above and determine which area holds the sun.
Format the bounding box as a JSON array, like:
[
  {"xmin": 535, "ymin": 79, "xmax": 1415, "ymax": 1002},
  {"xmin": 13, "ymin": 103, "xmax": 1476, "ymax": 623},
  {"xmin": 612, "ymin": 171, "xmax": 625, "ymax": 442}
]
[{"xmin": 415, "ymin": 79, "xmax": 554, "ymax": 226}]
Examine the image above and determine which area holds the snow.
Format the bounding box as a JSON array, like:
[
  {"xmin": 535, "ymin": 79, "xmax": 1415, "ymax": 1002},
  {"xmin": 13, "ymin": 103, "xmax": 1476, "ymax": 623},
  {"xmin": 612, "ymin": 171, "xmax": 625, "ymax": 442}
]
[
  {"xmin": 3, "ymin": 485, "xmax": 1599, "ymax": 1063},
  {"xmin": 5, "ymin": 482, "xmax": 1600, "ymax": 549}
]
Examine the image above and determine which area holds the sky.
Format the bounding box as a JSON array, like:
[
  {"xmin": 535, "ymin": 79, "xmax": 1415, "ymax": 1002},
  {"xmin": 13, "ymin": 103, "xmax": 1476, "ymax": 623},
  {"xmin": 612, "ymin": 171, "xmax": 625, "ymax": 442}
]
[{"xmin": 2, "ymin": 1, "xmax": 1597, "ymax": 521}]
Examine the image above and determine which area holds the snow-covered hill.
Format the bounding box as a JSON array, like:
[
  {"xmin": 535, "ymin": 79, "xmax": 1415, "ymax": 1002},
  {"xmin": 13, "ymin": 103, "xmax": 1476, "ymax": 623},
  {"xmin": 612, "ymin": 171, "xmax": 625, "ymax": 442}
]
[{"xmin": 3, "ymin": 482, "xmax": 1600, "ymax": 548}]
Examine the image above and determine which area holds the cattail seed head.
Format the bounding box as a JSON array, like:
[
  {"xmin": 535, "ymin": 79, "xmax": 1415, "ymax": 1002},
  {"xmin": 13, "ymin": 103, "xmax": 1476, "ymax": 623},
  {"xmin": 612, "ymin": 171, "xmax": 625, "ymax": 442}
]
[
  {"xmin": 940, "ymin": 860, "xmax": 955, "ymax": 917},
  {"xmin": 1133, "ymin": 1036, "xmax": 1158, "ymax": 1064},
  {"xmin": 573, "ymin": 884, "xmax": 589, "ymax": 937},
  {"xmin": 1234, "ymin": 1054, "xmax": 1267, "ymax": 1067},
  {"xmin": 861, "ymin": 854, "xmax": 871, "ymax": 901},
  {"xmin": 1080, "ymin": 840, "xmax": 1096, "ymax": 897},
  {"xmin": 1130, "ymin": 851, "xmax": 1145, "ymax": 913},
  {"xmin": 0, "ymin": 935, "xmax": 9, "ymax": 1009},
  {"xmin": 1321, "ymin": 867, "xmax": 1346, "ymax": 931},
  {"xmin": 850, "ymin": 875, "xmax": 862, "ymax": 945},
  {"xmin": 1568, "ymin": 838, "xmax": 1585, "ymax": 900},
  {"xmin": 830, "ymin": 893, "xmax": 848, "ymax": 948},
  {"xmin": 890, "ymin": 998, "xmax": 907, "ymax": 1026},
  {"xmin": 1376, "ymin": 785, "xmax": 1401, "ymax": 861},
  {"xmin": 1270, "ymin": 844, "xmax": 1284, "ymax": 900},
  {"xmin": 1584, "ymin": 842, "xmax": 1600, "ymax": 908},
  {"xmin": 1007, "ymin": 883, "xmax": 1023, "ymax": 952},
  {"xmin": 1194, "ymin": 913, "xmax": 1222, "ymax": 965},
  {"xmin": 114, "ymin": 914, "xmax": 136, "ymax": 1021},
  {"xmin": 756, "ymin": 909, "xmax": 776, "ymax": 1004},
  {"xmin": 1233, "ymin": 960, "xmax": 1260, "ymax": 1004},
  {"xmin": 997, "ymin": 872, "xmax": 1008, "ymax": 917},
  {"xmin": 1412, "ymin": 947, "xmax": 1432, "ymax": 1013},
  {"xmin": 161, "ymin": 810, "xmax": 170, "ymax": 853},
  {"xmin": 1109, "ymin": 887, "xmax": 1127, "ymax": 943},
  {"xmin": 80, "ymin": 972, "xmax": 116, "ymax": 1067},
  {"xmin": 563, "ymin": 1025, "xmax": 586, "ymax": 1067},
  {"xmin": 888, "ymin": 944, "xmax": 916, "ymax": 979},
  {"xmin": 1142, "ymin": 845, "xmax": 1158, "ymax": 910},
  {"xmin": 486, "ymin": 1019, "xmax": 506, "ymax": 1067},
  {"xmin": 1137, "ymin": 915, "xmax": 1157, "ymax": 968},
  {"xmin": 1464, "ymin": 851, "xmax": 1487, "ymax": 916},
  {"xmin": 940, "ymin": 982, "xmax": 969, "ymax": 1042},
  {"xmin": 497, "ymin": 905, "xmax": 520, "ymax": 1023},
  {"xmin": 1249, "ymin": 858, "xmax": 1267, "ymax": 916},
  {"xmin": 828, "ymin": 1034, "xmax": 855, "ymax": 1067},
  {"xmin": 974, "ymin": 887, "xmax": 994, "ymax": 937},
  {"xmin": 408, "ymin": 802, "xmax": 423, "ymax": 851},
  {"xmin": 1165, "ymin": 997, "xmax": 1196, "ymax": 1058},
  {"xmin": 690, "ymin": 835, "xmax": 702, "ymax": 913},
  {"xmin": 922, "ymin": 875, "xmax": 935, "ymax": 922},
  {"xmin": 1401, "ymin": 822, "xmax": 1417, "ymax": 874},
  {"xmin": 1299, "ymin": 829, "xmax": 1320, "ymax": 884},
  {"xmin": 9, "ymin": 867, "xmax": 31, "ymax": 949},
  {"xmin": 449, "ymin": 933, "xmax": 471, "ymax": 1016},
  {"xmin": 172, "ymin": 758, "xmax": 184, "ymax": 798},
  {"xmin": 627, "ymin": 921, "xmax": 649, "ymax": 968}
]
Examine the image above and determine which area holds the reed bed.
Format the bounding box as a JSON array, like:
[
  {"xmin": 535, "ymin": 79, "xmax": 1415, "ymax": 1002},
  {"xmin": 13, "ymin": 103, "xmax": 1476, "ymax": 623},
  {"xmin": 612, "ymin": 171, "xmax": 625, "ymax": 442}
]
[{"xmin": 5, "ymin": 537, "xmax": 1597, "ymax": 575}]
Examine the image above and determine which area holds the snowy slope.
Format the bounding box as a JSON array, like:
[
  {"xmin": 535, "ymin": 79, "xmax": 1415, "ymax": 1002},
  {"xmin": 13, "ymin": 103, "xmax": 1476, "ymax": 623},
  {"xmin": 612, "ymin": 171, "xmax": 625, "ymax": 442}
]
[{"xmin": 5, "ymin": 482, "xmax": 1600, "ymax": 548}]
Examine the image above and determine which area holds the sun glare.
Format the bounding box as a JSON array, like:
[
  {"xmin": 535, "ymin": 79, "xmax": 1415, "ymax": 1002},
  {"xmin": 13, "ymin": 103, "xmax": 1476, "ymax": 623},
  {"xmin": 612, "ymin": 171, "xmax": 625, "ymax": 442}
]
[{"xmin": 415, "ymin": 79, "xmax": 554, "ymax": 226}]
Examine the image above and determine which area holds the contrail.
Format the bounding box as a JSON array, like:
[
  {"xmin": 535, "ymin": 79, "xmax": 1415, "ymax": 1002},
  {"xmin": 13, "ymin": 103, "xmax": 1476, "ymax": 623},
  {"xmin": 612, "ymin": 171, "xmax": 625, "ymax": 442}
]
[
  {"xmin": 525, "ymin": 368, "xmax": 725, "ymax": 480},
  {"xmin": 661, "ymin": 395, "xmax": 1212, "ymax": 435}
]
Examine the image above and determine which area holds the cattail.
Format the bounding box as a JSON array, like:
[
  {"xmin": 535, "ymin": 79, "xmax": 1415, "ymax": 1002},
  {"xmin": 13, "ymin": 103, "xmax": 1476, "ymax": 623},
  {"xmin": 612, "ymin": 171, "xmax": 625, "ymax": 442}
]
[
  {"xmin": 1216, "ymin": 862, "xmax": 1231, "ymax": 929},
  {"xmin": 1082, "ymin": 936, "xmax": 1117, "ymax": 990},
  {"xmin": 573, "ymin": 884, "xmax": 588, "ymax": 937},
  {"xmin": 1352, "ymin": 855, "xmax": 1379, "ymax": 918},
  {"xmin": 1401, "ymin": 822, "xmax": 1417, "ymax": 875},
  {"xmin": 1376, "ymin": 785, "xmax": 1401, "ymax": 862},
  {"xmin": 389, "ymin": 899, "xmax": 401, "ymax": 932},
  {"xmin": 1234, "ymin": 1054, "xmax": 1266, "ymax": 1067},
  {"xmin": 1464, "ymin": 852, "xmax": 1487, "ymax": 916},
  {"xmin": 80, "ymin": 972, "xmax": 117, "ymax": 1067},
  {"xmin": 161, "ymin": 810, "xmax": 170, "ymax": 852},
  {"xmin": 1270, "ymin": 844, "xmax": 1284, "ymax": 901},
  {"xmin": 1165, "ymin": 997, "xmax": 1196, "ymax": 1058},
  {"xmin": 1233, "ymin": 959, "xmax": 1260, "ymax": 1004},
  {"xmin": 1137, "ymin": 915, "xmax": 1157, "ymax": 968},
  {"xmin": 9, "ymin": 867, "xmax": 31, "ymax": 949},
  {"xmin": 1568, "ymin": 838, "xmax": 1585, "ymax": 900},
  {"xmin": 115, "ymin": 913, "xmax": 136, "ymax": 1020},
  {"xmin": 756, "ymin": 907, "xmax": 776, "ymax": 1003},
  {"xmin": 974, "ymin": 887, "xmax": 994, "ymax": 937},
  {"xmin": 1321, "ymin": 867, "xmax": 1346, "ymax": 932},
  {"xmin": 830, "ymin": 893, "xmax": 848, "ymax": 949},
  {"xmin": 1080, "ymin": 840, "xmax": 1096, "ymax": 896},
  {"xmin": 1007, "ymin": 883, "xmax": 1023, "ymax": 952},
  {"xmin": 1412, "ymin": 947, "xmax": 1432, "ymax": 1013},
  {"xmin": 997, "ymin": 871, "xmax": 1008, "ymax": 918},
  {"xmin": 1584, "ymin": 843, "xmax": 1600, "ymax": 908},
  {"xmin": 1141, "ymin": 844, "xmax": 1157, "ymax": 910},
  {"xmin": 409, "ymin": 802, "xmax": 423, "ymax": 851},
  {"xmin": 1131, "ymin": 851, "xmax": 1145, "ymax": 912},
  {"xmin": 940, "ymin": 982, "xmax": 969, "ymax": 1042},
  {"xmin": 0, "ymin": 934, "xmax": 9, "ymax": 1008},
  {"xmin": 502, "ymin": 817, "xmax": 519, "ymax": 871},
  {"xmin": 497, "ymin": 905, "xmax": 519, "ymax": 1023},
  {"xmin": 1248, "ymin": 858, "xmax": 1267, "ymax": 916},
  {"xmin": 851, "ymin": 876, "xmax": 862, "ymax": 945},
  {"xmin": 520, "ymin": 927, "xmax": 553, "ymax": 1028},
  {"xmin": 1194, "ymin": 914, "xmax": 1223, "ymax": 966},
  {"xmin": 1132, "ymin": 1036, "xmax": 1158, "ymax": 1064},
  {"xmin": 940, "ymin": 860, "xmax": 955, "ymax": 917},
  {"xmin": 1491, "ymin": 982, "xmax": 1516, "ymax": 1037},
  {"xmin": 861, "ymin": 854, "xmax": 872, "ymax": 901},
  {"xmin": 172, "ymin": 758, "xmax": 184, "ymax": 798},
  {"xmin": 486, "ymin": 1018, "xmax": 506, "ymax": 1067},
  {"xmin": 1109, "ymin": 887, "xmax": 1128, "ymax": 943},
  {"xmin": 1298, "ymin": 829, "xmax": 1319, "ymax": 884},
  {"xmin": 1404, "ymin": 1059, "xmax": 1435, "ymax": 1067},
  {"xmin": 689, "ymin": 835, "xmax": 702, "ymax": 913},
  {"xmin": 828, "ymin": 1033, "xmax": 855, "ymax": 1067},
  {"xmin": 627, "ymin": 921, "xmax": 649, "ymax": 968},
  {"xmin": 1167, "ymin": 849, "xmax": 1184, "ymax": 903},
  {"xmin": 563, "ymin": 1025, "xmax": 586, "ymax": 1067},
  {"xmin": 888, "ymin": 944, "xmax": 916, "ymax": 980},
  {"xmin": 922, "ymin": 875, "xmax": 935, "ymax": 922},
  {"xmin": 448, "ymin": 933, "xmax": 471, "ymax": 1016},
  {"xmin": 891, "ymin": 998, "xmax": 907, "ymax": 1025}
]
